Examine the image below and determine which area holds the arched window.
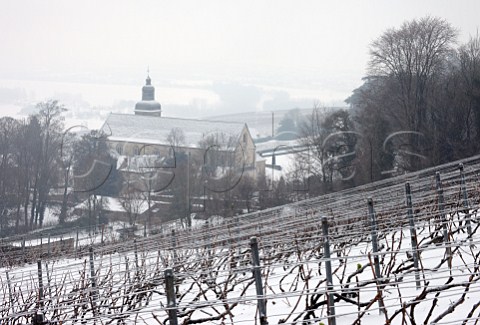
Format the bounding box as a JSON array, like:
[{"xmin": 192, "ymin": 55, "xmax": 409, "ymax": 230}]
[
  {"xmin": 133, "ymin": 146, "xmax": 140, "ymax": 155},
  {"xmin": 116, "ymin": 144, "xmax": 123, "ymax": 155}
]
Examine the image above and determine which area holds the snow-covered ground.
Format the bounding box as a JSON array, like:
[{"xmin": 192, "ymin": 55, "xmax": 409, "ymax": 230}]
[
  {"xmin": 1, "ymin": 210, "xmax": 479, "ymax": 324},
  {"xmin": 2, "ymin": 158, "xmax": 480, "ymax": 324},
  {"xmin": 265, "ymin": 153, "xmax": 296, "ymax": 181}
]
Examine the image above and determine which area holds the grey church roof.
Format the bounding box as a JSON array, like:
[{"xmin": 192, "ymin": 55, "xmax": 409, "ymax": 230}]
[{"xmin": 100, "ymin": 113, "xmax": 247, "ymax": 148}]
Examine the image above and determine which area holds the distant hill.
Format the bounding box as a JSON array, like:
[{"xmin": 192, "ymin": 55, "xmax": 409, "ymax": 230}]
[{"xmin": 207, "ymin": 107, "xmax": 346, "ymax": 139}]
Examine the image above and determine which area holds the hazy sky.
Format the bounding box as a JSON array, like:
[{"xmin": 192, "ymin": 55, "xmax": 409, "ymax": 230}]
[{"xmin": 1, "ymin": 0, "xmax": 479, "ymax": 122}]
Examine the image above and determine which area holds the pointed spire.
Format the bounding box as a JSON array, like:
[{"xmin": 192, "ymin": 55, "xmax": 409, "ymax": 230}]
[{"xmin": 146, "ymin": 66, "xmax": 151, "ymax": 85}]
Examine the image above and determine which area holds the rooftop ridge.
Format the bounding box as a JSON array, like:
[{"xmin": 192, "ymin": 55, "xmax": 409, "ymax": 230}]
[{"xmin": 108, "ymin": 112, "xmax": 246, "ymax": 126}]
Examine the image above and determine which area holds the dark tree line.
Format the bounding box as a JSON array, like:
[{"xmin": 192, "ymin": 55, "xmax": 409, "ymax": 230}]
[
  {"xmin": 0, "ymin": 101, "xmax": 120, "ymax": 235},
  {"xmin": 351, "ymin": 17, "xmax": 480, "ymax": 182},
  {"xmin": 276, "ymin": 17, "xmax": 480, "ymax": 199},
  {"xmin": 0, "ymin": 101, "xmax": 66, "ymax": 234}
]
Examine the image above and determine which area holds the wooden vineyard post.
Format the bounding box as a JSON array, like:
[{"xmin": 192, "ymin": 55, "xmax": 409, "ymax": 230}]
[
  {"xmin": 321, "ymin": 216, "xmax": 337, "ymax": 325},
  {"xmin": 45, "ymin": 261, "xmax": 52, "ymax": 300},
  {"xmin": 250, "ymin": 237, "xmax": 268, "ymax": 325},
  {"xmin": 134, "ymin": 239, "xmax": 139, "ymax": 271},
  {"xmin": 205, "ymin": 220, "xmax": 211, "ymax": 257},
  {"xmin": 75, "ymin": 227, "xmax": 79, "ymax": 258},
  {"xmin": 6, "ymin": 270, "xmax": 13, "ymax": 319},
  {"xmin": 164, "ymin": 268, "xmax": 179, "ymax": 325},
  {"xmin": 435, "ymin": 172, "xmax": 452, "ymax": 268},
  {"xmin": 37, "ymin": 260, "xmax": 44, "ymax": 312},
  {"xmin": 235, "ymin": 216, "xmax": 241, "ymax": 256},
  {"xmin": 405, "ymin": 182, "xmax": 421, "ymax": 289},
  {"xmin": 459, "ymin": 164, "xmax": 473, "ymax": 243},
  {"xmin": 47, "ymin": 234, "xmax": 51, "ymax": 258},
  {"xmin": 171, "ymin": 229, "xmax": 177, "ymax": 262},
  {"xmin": 89, "ymin": 247, "xmax": 98, "ymax": 315},
  {"xmin": 367, "ymin": 198, "xmax": 387, "ymax": 316}
]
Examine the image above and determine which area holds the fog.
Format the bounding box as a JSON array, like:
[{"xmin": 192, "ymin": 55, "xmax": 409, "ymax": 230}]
[{"xmin": 0, "ymin": 0, "xmax": 479, "ymax": 122}]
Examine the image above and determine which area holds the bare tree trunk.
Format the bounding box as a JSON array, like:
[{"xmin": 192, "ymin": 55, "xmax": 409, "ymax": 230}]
[{"xmin": 30, "ymin": 179, "xmax": 38, "ymax": 229}]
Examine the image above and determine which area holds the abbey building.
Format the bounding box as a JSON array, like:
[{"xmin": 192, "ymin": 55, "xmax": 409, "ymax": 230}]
[{"xmin": 100, "ymin": 74, "xmax": 263, "ymax": 181}]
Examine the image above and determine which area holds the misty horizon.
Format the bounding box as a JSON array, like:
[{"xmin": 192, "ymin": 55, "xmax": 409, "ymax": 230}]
[{"xmin": 1, "ymin": 1, "xmax": 479, "ymax": 126}]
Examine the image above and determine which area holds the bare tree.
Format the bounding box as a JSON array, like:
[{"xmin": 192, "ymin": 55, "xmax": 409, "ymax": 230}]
[
  {"xmin": 458, "ymin": 32, "xmax": 480, "ymax": 145},
  {"xmin": 368, "ymin": 16, "xmax": 458, "ymax": 170},
  {"xmin": 294, "ymin": 106, "xmax": 358, "ymax": 195},
  {"xmin": 0, "ymin": 117, "xmax": 20, "ymax": 233},
  {"xmin": 30, "ymin": 100, "xmax": 67, "ymax": 228},
  {"xmin": 123, "ymin": 154, "xmax": 168, "ymax": 228},
  {"xmin": 12, "ymin": 116, "xmax": 43, "ymax": 231},
  {"xmin": 57, "ymin": 131, "xmax": 78, "ymax": 225},
  {"xmin": 198, "ymin": 132, "xmax": 243, "ymax": 216},
  {"xmin": 296, "ymin": 106, "xmax": 329, "ymax": 183},
  {"xmin": 167, "ymin": 127, "xmax": 186, "ymax": 149},
  {"xmin": 73, "ymin": 130, "xmax": 119, "ymax": 229},
  {"xmin": 347, "ymin": 78, "xmax": 396, "ymax": 182},
  {"xmin": 120, "ymin": 177, "xmax": 144, "ymax": 226}
]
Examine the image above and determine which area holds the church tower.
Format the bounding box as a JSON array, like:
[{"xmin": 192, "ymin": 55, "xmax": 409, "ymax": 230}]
[{"xmin": 134, "ymin": 73, "xmax": 162, "ymax": 117}]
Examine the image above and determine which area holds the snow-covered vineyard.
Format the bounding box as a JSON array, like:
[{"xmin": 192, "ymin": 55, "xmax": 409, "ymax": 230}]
[{"xmin": 2, "ymin": 155, "xmax": 480, "ymax": 324}]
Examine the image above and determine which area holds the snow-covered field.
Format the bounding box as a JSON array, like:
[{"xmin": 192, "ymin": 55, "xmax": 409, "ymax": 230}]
[{"xmin": 2, "ymin": 156, "xmax": 480, "ymax": 324}]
